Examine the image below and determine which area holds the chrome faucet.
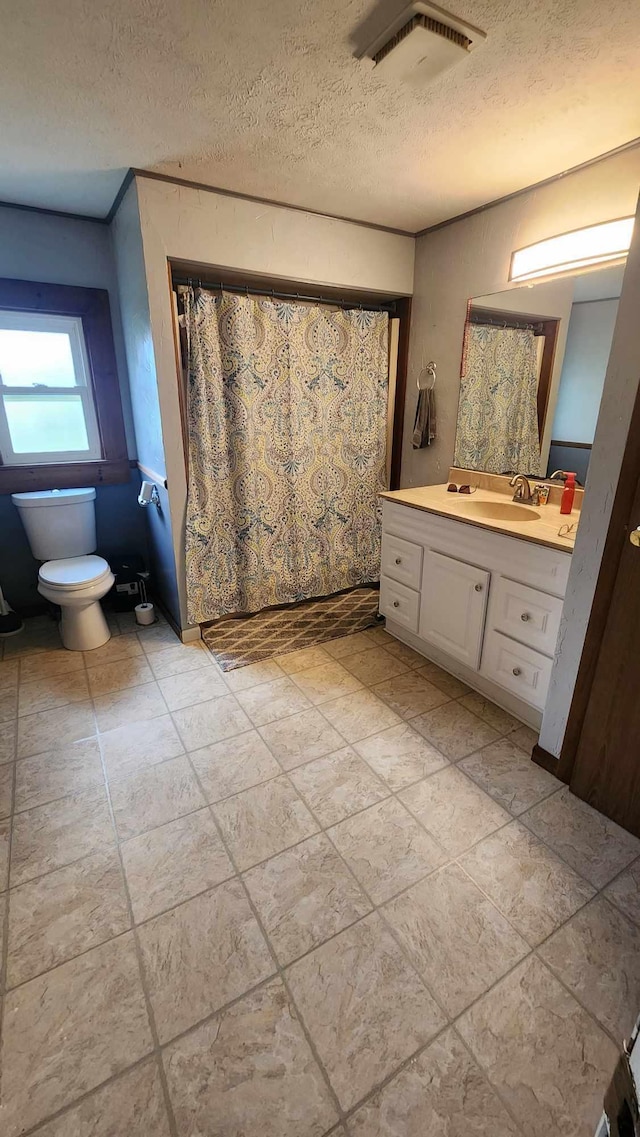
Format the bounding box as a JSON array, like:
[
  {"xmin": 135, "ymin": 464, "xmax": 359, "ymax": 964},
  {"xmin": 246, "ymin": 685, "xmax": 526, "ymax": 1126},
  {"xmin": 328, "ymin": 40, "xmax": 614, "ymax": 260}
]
[{"xmin": 509, "ymin": 473, "xmax": 535, "ymax": 504}]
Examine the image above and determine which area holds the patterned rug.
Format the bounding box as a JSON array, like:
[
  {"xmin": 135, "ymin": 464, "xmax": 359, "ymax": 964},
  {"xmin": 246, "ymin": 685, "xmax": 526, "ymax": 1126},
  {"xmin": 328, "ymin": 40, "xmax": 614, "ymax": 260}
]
[{"xmin": 202, "ymin": 587, "xmax": 381, "ymax": 671}]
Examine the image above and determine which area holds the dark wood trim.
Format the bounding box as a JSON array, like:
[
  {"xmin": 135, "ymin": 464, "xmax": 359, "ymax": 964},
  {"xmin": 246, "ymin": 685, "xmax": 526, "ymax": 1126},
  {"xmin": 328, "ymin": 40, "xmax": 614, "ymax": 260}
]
[
  {"xmin": 0, "ymin": 198, "xmax": 107, "ymax": 226},
  {"xmin": 537, "ymin": 319, "xmax": 559, "ymax": 436},
  {"xmin": 550, "ymin": 439, "xmax": 593, "ymax": 450},
  {"xmin": 0, "ymin": 458, "xmax": 130, "ymax": 493},
  {"xmin": 555, "ymin": 359, "xmax": 640, "ymax": 781},
  {"xmin": 532, "ymin": 742, "xmax": 570, "ymax": 782},
  {"xmin": 131, "ymin": 169, "xmax": 414, "ymax": 238},
  {"xmin": 415, "ymin": 137, "xmax": 640, "ymax": 237},
  {"xmin": 391, "ymin": 297, "xmax": 411, "ymax": 490},
  {"xmin": 105, "ymin": 170, "xmax": 135, "ymax": 225},
  {"xmin": 0, "ymin": 278, "xmax": 129, "ymax": 493}
]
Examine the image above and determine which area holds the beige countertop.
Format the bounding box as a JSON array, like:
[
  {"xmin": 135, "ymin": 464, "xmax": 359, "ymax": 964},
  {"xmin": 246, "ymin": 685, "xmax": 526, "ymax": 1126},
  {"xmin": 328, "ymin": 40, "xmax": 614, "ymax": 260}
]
[{"xmin": 380, "ymin": 483, "xmax": 580, "ymax": 553}]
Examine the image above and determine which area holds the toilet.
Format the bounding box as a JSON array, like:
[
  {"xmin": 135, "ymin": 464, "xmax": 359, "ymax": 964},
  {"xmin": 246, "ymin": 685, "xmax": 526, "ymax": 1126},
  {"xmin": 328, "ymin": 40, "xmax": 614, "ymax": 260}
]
[{"xmin": 11, "ymin": 488, "xmax": 115, "ymax": 651}]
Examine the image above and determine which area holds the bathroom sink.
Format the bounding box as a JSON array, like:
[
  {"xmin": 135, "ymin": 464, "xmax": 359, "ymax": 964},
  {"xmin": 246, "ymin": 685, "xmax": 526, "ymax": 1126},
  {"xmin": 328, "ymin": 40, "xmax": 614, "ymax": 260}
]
[{"xmin": 455, "ymin": 500, "xmax": 541, "ymax": 523}]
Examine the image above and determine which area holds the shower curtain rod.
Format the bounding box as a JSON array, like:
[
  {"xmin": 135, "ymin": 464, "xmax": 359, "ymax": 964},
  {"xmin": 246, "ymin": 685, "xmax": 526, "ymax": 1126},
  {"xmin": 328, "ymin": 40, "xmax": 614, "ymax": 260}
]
[{"xmin": 172, "ymin": 276, "xmax": 397, "ymax": 313}]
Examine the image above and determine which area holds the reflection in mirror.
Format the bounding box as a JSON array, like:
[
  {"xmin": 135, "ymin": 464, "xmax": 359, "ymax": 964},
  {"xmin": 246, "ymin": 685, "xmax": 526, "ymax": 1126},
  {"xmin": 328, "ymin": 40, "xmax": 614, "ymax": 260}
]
[{"xmin": 454, "ymin": 262, "xmax": 624, "ymax": 482}]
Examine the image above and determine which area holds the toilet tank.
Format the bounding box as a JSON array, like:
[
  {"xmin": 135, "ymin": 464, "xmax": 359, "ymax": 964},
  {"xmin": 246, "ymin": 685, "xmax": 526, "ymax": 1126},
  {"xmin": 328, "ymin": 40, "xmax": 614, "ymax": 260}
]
[{"xmin": 11, "ymin": 488, "xmax": 97, "ymax": 560}]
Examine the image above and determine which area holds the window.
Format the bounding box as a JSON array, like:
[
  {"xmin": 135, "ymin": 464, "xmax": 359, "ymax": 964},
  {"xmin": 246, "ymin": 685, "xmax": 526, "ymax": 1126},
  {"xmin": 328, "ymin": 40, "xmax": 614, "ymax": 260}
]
[
  {"xmin": 0, "ymin": 311, "xmax": 101, "ymax": 463},
  {"xmin": 0, "ymin": 279, "xmax": 129, "ymax": 492}
]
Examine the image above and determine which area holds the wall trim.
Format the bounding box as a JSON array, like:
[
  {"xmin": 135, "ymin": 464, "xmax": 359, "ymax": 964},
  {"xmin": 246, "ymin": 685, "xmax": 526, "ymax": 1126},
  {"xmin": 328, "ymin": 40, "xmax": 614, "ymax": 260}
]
[
  {"xmin": 105, "ymin": 169, "xmax": 135, "ymax": 225},
  {"xmin": 415, "ymin": 136, "xmax": 640, "ymax": 238},
  {"xmin": 3, "ymin": 137, "xmax": 640, "ymax": 239},
  {"xmin": 125, "ymin": 168, "xmax": 415, "ymax": 238},
  {"xmin": 0, "ymin": 197, "xmax": 108, "ymax": 226},
  {"xmin": 532, "ymin": 742, "xmax": 569, "ymax": 782}
]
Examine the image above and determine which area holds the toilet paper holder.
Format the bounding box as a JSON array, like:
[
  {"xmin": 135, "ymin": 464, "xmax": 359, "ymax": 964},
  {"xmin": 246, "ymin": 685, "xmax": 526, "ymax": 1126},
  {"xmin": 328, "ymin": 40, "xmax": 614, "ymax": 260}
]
[{"xmin": 138, "ymin": 481, "xmax": 161, "ymax": 510}]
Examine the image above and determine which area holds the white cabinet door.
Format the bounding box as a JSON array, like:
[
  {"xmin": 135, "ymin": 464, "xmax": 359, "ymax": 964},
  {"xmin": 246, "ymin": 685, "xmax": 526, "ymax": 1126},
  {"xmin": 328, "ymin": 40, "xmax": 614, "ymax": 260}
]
[{"xmin": 420, "ymin": 550, "xmax": 490, "ymax": 669}]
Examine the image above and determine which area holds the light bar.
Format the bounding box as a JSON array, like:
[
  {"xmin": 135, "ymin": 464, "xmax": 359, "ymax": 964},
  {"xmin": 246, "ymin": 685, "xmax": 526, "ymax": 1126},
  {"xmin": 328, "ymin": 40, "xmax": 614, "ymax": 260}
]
[{"xmin": 510, "ymin": 217, "xmax": 634, "ymax": 283}]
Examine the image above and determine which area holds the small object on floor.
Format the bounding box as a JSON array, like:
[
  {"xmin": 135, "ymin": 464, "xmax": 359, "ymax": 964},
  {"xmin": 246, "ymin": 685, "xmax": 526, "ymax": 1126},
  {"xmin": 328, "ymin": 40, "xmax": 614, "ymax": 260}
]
[
  {"xmin": 135, "ymin": 602, "xmax": 155, "ymax": 626},
  {"xmin": 203, "ymin": 586, "xmax": 380, "ymax": 671},
  {"xmin": 0, "ymin": 586, "xmax": 23, "ymax": 636}
]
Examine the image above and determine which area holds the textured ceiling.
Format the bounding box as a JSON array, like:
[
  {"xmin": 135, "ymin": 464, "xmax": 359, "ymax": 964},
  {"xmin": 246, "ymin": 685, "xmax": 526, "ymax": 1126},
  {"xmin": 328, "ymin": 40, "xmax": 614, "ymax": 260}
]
[{"xmin": 1, "ymin": 0, "xmax": 640, "ymax": 230}]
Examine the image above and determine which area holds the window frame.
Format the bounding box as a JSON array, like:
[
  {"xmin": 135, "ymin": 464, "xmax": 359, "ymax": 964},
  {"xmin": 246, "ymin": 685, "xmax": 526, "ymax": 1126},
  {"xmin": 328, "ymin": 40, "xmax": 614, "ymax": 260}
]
[{"xmin": 0, "ymin": 278, "xmax": 129, "ymax": 493}]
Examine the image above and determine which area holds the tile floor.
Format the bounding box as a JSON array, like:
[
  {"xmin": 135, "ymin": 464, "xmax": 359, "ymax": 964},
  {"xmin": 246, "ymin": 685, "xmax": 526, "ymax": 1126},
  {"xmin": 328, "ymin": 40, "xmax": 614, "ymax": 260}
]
[{"xmin": 0, "ymin": 613, "xmax": 639, "ymax": 1136}]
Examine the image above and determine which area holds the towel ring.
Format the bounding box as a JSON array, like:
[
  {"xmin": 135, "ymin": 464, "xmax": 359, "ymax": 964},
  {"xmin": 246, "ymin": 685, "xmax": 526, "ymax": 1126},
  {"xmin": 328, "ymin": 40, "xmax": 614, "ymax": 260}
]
[{"xmin": 417, "ymin": 362, "xmax": 437, "ymax": 391}]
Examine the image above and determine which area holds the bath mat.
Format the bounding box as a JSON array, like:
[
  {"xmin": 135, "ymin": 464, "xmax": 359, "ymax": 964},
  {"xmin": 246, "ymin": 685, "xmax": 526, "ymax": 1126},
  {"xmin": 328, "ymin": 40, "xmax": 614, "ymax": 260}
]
[{"xmin": 202, "ymin": 587, "xmax": 381, "ymax": 671}]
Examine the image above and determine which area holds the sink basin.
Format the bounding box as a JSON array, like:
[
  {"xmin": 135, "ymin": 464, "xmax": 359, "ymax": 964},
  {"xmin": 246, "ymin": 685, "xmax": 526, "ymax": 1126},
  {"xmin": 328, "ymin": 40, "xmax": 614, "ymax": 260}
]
[{"xmin": 456, "ymin": 500, "xmax": 541, "ymax": 523}]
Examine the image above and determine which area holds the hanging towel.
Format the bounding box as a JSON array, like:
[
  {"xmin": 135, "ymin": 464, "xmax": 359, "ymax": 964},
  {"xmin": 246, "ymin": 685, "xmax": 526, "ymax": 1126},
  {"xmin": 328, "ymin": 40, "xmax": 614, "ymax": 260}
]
[{"xmin": 412, "ymin": 386, "xmax": 436, "ymax": 448}]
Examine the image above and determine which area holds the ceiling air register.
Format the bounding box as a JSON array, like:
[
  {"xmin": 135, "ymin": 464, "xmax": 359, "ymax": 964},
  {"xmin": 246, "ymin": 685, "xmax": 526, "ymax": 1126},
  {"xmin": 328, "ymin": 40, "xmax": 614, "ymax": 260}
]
[{"xmin": 361, "ymin": 2, "xmax": 486, "ymax": 84}]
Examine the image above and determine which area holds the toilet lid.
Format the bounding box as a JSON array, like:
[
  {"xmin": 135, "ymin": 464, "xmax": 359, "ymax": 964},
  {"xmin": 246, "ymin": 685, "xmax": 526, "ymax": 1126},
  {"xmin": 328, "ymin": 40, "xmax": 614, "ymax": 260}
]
[{"xmin": 39, "ymin": 555, "xmax": 111, "ymax": 590}]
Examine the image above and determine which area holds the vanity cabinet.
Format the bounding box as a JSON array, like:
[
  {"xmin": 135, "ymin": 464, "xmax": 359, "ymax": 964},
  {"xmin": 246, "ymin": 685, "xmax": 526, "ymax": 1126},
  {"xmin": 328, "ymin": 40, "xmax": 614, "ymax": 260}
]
[
  {"xmin": 419, "ymin": 551, "xmax": 489, "ymax": 670},
  {"xmin": 379, "ymin": 500, "xmax": 571, "ymax": 727}
]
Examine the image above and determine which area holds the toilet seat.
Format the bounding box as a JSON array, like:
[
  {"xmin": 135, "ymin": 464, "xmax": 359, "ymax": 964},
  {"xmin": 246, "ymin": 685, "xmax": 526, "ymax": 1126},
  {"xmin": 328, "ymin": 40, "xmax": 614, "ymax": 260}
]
[{"xmin": 39, "ymin": 554, "xmax": 112, "ymax": 592}]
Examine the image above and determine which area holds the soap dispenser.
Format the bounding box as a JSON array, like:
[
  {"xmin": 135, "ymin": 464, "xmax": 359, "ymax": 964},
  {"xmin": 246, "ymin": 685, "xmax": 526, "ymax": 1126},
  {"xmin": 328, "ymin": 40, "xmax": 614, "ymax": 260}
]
[{"xmin": 560, "ymin": 472, "xmax": 576, "ymax": 515}]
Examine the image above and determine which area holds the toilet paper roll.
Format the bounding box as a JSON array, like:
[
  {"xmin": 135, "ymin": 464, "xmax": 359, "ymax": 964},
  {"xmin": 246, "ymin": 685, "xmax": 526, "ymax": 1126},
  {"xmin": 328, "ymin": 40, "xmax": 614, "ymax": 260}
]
[
  {"xmin": 135, "ymin": 602, "xmax": 155, "ymax": 626},
  {"xmin": 138, "ymin": 481, "xmax": 155, "ymax": 505}
]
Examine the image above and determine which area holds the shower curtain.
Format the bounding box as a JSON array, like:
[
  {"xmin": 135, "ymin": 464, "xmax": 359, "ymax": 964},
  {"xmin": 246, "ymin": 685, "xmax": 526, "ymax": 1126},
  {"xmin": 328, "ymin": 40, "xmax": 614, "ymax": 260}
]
[
  {"xmin": 183, "ymin": 288, "xmax": 389, "ymax": 624},
  {"xmin": 455, "ymin": 324, "xmax": 542, "ymax": 475}
]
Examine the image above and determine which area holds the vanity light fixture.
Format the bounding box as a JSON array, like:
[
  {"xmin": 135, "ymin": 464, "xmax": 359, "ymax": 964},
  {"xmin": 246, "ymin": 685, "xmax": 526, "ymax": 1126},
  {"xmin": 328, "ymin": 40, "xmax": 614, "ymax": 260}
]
[{"xmin": 510, "ymin": 217, "xmax": 635, "ymax": 283}]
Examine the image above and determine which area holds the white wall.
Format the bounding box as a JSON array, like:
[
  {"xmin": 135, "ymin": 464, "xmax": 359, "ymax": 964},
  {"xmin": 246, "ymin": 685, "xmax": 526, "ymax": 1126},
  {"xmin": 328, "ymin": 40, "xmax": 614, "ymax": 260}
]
[
  {"xmin": 541, "ymin": 196, "xmax": 640, "ymax": 757},
  {"xmin": 551, "ymin": 299, "xmax": 619, "ymax": 444},
  {"xmin": 403, "ymin": 146, "xmax": 640, "ymax": 489},
  {"xmin": 131, "ymin": 175, "xmax": 415, "ymax": 628}
]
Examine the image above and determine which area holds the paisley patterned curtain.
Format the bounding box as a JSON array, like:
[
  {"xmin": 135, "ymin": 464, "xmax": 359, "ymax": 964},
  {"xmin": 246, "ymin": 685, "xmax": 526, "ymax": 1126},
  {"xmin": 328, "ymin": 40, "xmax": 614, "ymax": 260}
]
[
  {"xmin": 183, "ymin": 288, "xmax": 389, "ymax": 624},
  {"xmin": 455, "ymin": 325, "xmax": 542, "ymax": 475}
]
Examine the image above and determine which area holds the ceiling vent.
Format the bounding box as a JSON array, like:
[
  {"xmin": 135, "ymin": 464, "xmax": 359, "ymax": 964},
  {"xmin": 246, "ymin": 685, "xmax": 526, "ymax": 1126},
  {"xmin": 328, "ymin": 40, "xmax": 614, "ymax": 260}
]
[{"xmin": 360, "ymin": 2, "xmax": 486, "ymax": 85}]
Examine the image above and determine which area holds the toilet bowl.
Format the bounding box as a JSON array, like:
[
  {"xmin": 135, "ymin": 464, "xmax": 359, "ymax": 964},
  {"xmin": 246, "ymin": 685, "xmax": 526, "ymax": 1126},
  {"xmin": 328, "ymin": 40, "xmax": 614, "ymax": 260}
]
[
  {"xmin": 12, "ymin": 488, "xmax": 116, "ymax": 652},
  {"xmin": 38, "ymin": 555, "xmax": 115, "ymax": 651}
]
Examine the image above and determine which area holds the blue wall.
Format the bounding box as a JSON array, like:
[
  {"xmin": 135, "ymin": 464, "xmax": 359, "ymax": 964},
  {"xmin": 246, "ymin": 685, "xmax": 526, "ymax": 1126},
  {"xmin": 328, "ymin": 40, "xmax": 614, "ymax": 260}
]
[
  {"xmin": 0, "ymin": 204, "xmax": 149, "ymax": 613},
  {"xmin": 2, "ymin": 470, "xmax": 148, "ymax": 611}
]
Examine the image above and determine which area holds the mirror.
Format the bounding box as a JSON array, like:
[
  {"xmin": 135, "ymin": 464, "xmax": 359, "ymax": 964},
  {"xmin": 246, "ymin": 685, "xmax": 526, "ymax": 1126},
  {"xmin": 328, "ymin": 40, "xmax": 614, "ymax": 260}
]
[{"xmin": 454, "ymin": 262, "xmax": 625, "ymax": 483}]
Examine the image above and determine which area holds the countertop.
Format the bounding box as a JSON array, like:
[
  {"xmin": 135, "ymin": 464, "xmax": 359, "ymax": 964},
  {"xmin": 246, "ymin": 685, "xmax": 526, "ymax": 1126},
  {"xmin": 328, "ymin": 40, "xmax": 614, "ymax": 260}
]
[{"xmin": 380, "ymin": 484, "xmax": 580, "ymax": 553}]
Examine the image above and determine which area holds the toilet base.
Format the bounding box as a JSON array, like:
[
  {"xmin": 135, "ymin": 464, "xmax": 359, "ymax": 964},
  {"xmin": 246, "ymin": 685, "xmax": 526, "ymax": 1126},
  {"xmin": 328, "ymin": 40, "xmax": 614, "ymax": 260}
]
[{"xmin": 59, "ymin": 600, "xmax": 111, "ymax": 651}]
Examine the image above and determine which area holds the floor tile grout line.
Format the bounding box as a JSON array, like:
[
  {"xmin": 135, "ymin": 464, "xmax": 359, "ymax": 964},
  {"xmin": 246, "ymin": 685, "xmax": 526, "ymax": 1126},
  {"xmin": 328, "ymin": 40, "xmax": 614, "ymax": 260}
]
[
  {"xmin": 2, "ymin": 703, "xmax": 565, "ymax": 930},
  {"xmin": 4, "ymin": 765, "xmax": 630, "ymax": 1006},
  {"xmin": 93, "ymin": 711, "xmax": 181, "ymax": 1137},
  {"xmin": 181, "ymin": 745, "xmax": 347, "ymax": 1127},
  {"xmin": 531, "ymin": 933, "xmax": 637, "ymax": 1051},
  {"xmin": 450, "ymin": 1023, "xmax": 529, "ymax": 1137},
  {"xmin": 4, "ymin": 620, "xmax": 637, "ymax": 1129},
  {"xmin": 4, "ymin": 668, "xmax": 624, "ymax": 921},
  {"xmin": 264, "ymin": 761, "xmax": 463, "ymax": 1041},
  {"xmin": 17, "ymin": 1052, "xmax": 165, "ymax": 1137}
]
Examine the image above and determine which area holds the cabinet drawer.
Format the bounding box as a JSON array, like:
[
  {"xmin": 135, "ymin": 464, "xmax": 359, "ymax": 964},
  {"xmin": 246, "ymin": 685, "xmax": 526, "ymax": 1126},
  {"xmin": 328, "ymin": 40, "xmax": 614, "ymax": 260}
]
[
  {"xmin": 381, "ymin": 534, "xmax": 423, "ymax": 590},
  {"xmin": 379, "ymin": 576, "xmax": 420, "ymax": 633},
  {"xmin": 481, "ymin": 629, "xmax": 553, "ymax": 710},
  {"xmin": 490, "ymin": 577, "xmax": 563, "ymax": 657}
]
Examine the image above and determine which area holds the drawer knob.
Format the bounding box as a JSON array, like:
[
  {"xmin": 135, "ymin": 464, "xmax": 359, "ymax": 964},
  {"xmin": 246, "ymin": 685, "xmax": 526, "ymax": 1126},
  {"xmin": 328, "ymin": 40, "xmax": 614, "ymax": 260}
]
[
  {"xmin": 393, "ymin": 600, "xmax": 400, "ymax": 608},
  {"xmin": 474, "ymin": 583, "xmax": 483, "ymax": 592},
  {"xmin": 395, "ymin": 557, "xmax": 402, "ymax": 565},
  {"xmin": 512, "ymin": 667, "xmax": 522, "ymax": 677},
  {"xmin": 521, "ymin": 612, "xmax": 530, "ymax": 622}
]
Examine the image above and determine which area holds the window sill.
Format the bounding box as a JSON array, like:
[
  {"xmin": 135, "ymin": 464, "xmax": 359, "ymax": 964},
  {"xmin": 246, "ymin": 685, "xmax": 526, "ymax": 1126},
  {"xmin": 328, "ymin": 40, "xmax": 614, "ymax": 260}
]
[{"xmin": 0, "ymin": 458, "xmax": 133, "ymax": 494}]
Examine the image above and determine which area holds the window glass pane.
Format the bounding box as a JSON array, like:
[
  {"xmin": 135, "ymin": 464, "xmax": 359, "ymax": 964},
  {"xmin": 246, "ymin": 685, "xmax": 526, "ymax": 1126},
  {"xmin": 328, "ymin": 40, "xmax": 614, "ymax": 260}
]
[
  {"xmin": 4, "ymin": 393, "xmax": 89, "ymax": 454},
  {"xmin": 0, "ymin": 329, "xmax": 77, "ymax": 387}
]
